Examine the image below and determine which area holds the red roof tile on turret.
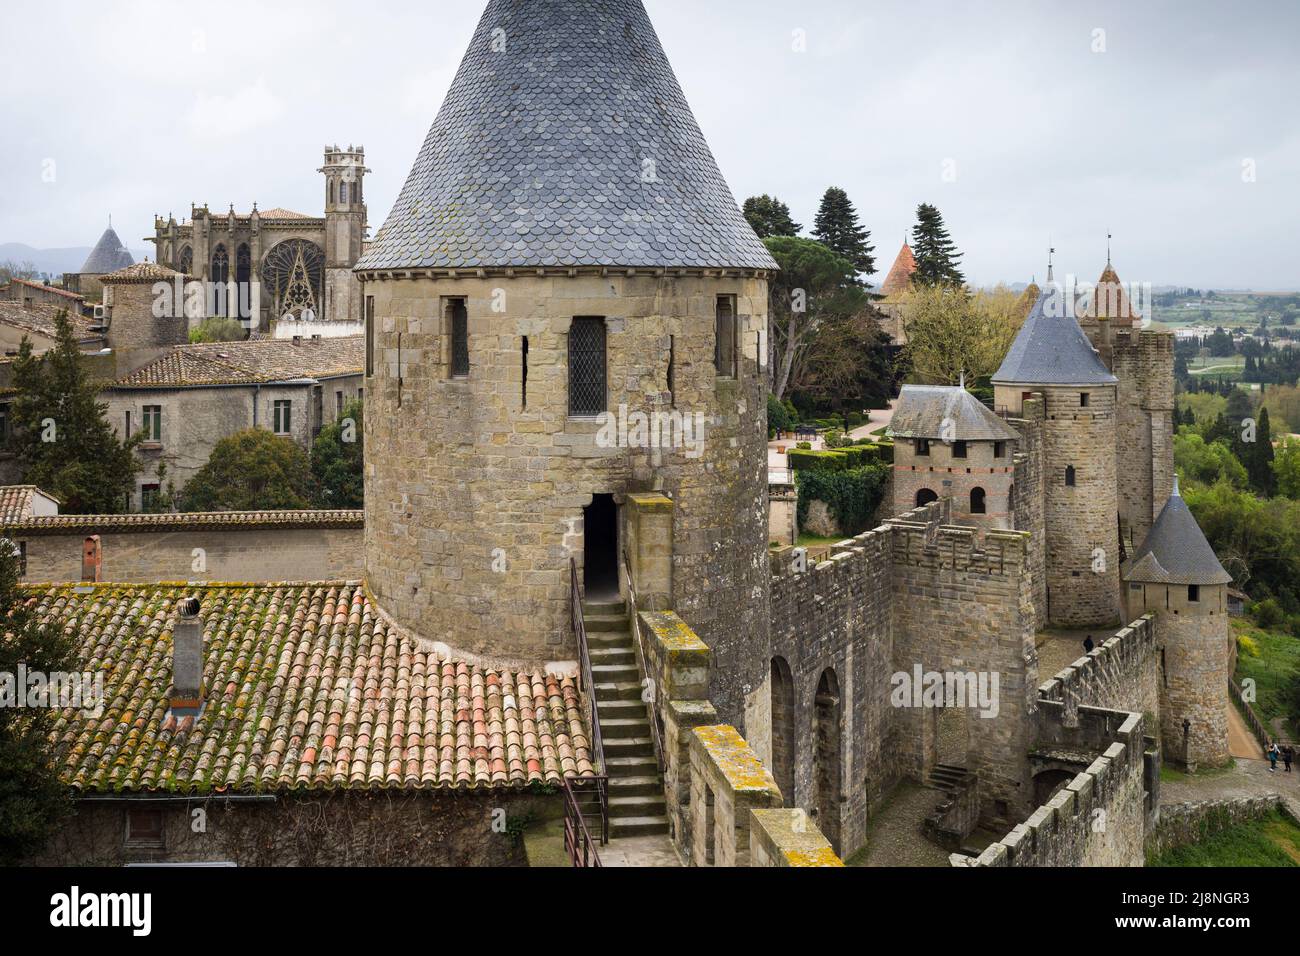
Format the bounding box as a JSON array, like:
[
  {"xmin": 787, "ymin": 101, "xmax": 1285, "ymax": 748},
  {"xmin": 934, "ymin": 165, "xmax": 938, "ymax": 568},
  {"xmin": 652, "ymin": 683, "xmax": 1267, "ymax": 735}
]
[{"xmin": 880, "ymin": 241, "xmax": 917, "ymax": 297}]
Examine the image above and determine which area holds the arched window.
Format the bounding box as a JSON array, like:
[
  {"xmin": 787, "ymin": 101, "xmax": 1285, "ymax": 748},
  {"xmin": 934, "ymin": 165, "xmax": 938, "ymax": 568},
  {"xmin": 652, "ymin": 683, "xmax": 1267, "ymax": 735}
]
[
  {"xmin": 340, "ymin": 181, "xmax": 349, "ymax": 204},
  {"xmin": 1065, "ymin": 465, "xmax": 1076, "ymax": 487},
  {"xmin": 329, "ymin": 179, "xmax": 336, "ymax": 206},
  {"xmin": 916, "ymin": 488, "xmax": 938, "ymax": 507},
  {"xmin": 178, "ymin": 246, "xmax": 193, "ymax": 275},
  {"xmin": 970, "ymin": 487, "xmax": 987, "ymax": 514},
  {"xmin": 211, "ymin": 245, "xmax": 229, "ymax": 285}
]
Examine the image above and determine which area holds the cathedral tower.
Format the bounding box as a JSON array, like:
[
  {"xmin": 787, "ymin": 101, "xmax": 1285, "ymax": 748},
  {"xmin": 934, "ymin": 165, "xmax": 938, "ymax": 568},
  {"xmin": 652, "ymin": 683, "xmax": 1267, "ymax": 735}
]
[
  {"xmin": 354, "ymin": 0, "xmax": 776, "ymax": 730},
  {"xmin": 1122, "ymin": 476, "xmax": 1233, "ymax": 768},
  {"xmin": 320, "ymin": 145, "xmax": 369, "ymax": 321},
  {"xmin": 994, "ymin": 285, "xmax": 1122, "ymax": 628}
]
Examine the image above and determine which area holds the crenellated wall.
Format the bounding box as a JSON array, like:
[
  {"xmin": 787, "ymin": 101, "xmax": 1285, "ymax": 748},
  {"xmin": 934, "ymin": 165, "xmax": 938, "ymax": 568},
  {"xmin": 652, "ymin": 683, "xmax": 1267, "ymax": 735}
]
[{"xmin": 1038, "ymin": 613, "xmax": 1160, "ymax": 728}]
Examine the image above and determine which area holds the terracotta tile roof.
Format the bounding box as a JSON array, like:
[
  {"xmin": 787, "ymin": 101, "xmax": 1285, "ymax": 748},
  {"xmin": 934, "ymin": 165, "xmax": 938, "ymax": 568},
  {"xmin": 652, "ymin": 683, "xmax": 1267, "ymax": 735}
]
[
  {"xmin": 4, "ymin": 277, "xmax": 84, "ymax": 302},
  {"xmin": 35, "ymin": 581, "xmax": 594, "ymax": 793},
  {"xmin": 255, "ymin": 207, "xmax": 315, "ymax": 220},
  {"xmin": 1077, "ymin": 263, "xmax": 1142, "ymax": 326},
  {"xmin": 0, "ymin": 300, "xmax": 102, "ymax": 344},
  {"xmin": 113, "ymin": 335, "xmax": 363, "ymax": 388},
  {"xmin": 880, "ymin": 241, "xmax": 917, "ymax": 298},
  {"xmin": 0, "ymin": 485, "xmax": 60, "ymax": 523},
  {"xmin": 99, "ymin": 260, "xmax": 188, "ymax": 284},
  {"xmin": 3, "ymin": 509, "xmax": 361, "ymax": 536}
]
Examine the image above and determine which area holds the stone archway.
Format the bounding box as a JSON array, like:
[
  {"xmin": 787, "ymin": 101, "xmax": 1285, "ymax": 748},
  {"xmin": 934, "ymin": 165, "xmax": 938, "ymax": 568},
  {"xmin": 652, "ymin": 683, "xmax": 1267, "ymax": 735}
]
[
  {"xmin": 1033, "ymin": 768, "xmax": 1076, "ymax": 805},
  {"xmin": 770, "ymin": 657, "xmax": 795, "ymax": 804},
  {"xmin": 916, "ymin": 488, "xmax": 938, "ymax": 507},
  {"xmin": 812, "ymin": 668, "xmax": 842, "ymax": 854}
]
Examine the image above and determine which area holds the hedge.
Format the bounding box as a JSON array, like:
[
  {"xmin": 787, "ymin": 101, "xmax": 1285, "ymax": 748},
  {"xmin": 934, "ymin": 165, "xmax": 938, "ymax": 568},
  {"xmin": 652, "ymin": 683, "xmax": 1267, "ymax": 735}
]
[
  {"xmin": 788, "ymin": 442, "xmax": 893, "ymax": 472},
  {"xmin": 796, "ymin": 463, "xmax": 890, "ymax": 536}
]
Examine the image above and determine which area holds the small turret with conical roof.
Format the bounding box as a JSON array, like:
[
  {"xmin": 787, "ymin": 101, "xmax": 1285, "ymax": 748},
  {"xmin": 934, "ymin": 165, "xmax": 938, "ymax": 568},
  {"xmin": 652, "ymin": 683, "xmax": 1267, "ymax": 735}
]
[
  {"xmin": 358, "ymin": 0, "xmax": 774, "ymax": 724},
  {"xmin": 1122, "ymin": 475, "xmax": 1232, "ymax": 768}
]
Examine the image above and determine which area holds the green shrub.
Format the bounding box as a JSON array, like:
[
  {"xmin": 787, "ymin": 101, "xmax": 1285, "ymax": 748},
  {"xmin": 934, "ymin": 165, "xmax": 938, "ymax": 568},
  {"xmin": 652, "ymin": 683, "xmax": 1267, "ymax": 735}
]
[
  {"xmin": 796, "ymin": 463, "xmax": 889, "ymax": 535},
  {"xmin": 795, "ymin": 441, "xmax": 812, "ymax": 450},
  {"xmin": 789, "ymin": 448, "xmax": 850, "ymax": 472},
  {"xmin": 1255, "ymin": 598, "xmax": 1286, "ymax": 630},
  {"xmin": 767, "ymin": 394, "xmax": 794, "ymax": 437}
]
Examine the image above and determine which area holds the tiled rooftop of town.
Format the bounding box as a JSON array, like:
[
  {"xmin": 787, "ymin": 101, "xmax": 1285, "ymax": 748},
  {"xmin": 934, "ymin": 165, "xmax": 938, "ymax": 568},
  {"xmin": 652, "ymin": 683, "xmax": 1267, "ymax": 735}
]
[
  {"xmin": 35, "ymin": 581, "xmax": 594, "ymax": 793},
  {"xmin": 113, "ymin": 334, "xmax": 364, "ymax": 388}
]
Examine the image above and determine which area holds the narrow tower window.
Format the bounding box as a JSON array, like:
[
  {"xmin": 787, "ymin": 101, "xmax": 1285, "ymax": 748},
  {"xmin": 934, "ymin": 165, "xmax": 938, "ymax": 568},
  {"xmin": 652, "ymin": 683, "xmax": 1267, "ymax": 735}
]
[
  {"xmin": 365, "ymin": 296, "xmax": 375, "ymax": 377},
  {"xmin": 521, "ymin": 336, "xmax": 529, "ymax": 409},
  {"xmin": 970, "ymin": 487, "xmax": 986, "ymax": 514},
  {"xmin": 916, "ymin": 438, "xmax": 930, "ymax": 456},
  {"xmin": 1080, "ymin": 392, "xmax": 1090, "ymax": 408},
  {"xmin": 714, "ymin": 295, "xmax": 737, "ymax": 378},
  {"xmin": 1065, "ymin": 465, "xmax": 1076, "ymax": 487},
  {"xmin": 667, "ymin": 334, "xmax": 675, "ymax": 406},
  {"xmin": 340, "ymin": 182, "xmax": 349, "ymax": 204},
  {"xmin": 1187, "ymin": 584, "xmax": 1200, "ymax": 603},
  {"xmin": 449, "ymin": 298, "xmax": 469, "ymax": 377},
  {"xmin": 568, "ymin": 317, "xmax": 606, "ymax": 416}
]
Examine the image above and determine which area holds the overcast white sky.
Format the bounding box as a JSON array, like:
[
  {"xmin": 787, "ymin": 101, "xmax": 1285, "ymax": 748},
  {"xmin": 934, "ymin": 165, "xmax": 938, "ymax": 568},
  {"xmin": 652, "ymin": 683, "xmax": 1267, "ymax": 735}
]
[{"xmin": 2, "ymin": 0, "xmax": 1297, "ymax": 288}]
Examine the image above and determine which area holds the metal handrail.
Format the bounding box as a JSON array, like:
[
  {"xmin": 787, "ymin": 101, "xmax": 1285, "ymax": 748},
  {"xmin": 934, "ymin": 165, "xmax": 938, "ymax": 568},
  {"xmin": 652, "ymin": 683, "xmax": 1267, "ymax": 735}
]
[
  {"xmin": 570, "ymin": 556, "xmax": 608, "ymax": 840},
  {"xmin": 622, "ymin": 546, "xmax": 666, "ymax": 773},
  {"xmin": 561, "ymin": 776, "xmax": 603, "ymax": 867}
]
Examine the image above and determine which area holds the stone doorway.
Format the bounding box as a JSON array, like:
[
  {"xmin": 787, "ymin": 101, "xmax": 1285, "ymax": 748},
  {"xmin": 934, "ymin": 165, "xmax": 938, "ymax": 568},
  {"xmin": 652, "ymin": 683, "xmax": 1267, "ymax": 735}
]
[
  {"xmin": 770, "ymin": 657, "xmax": 795, "ymax": 804},
  {"xmin": 582, "ymin": 493, "xmax": 619, "ymax": 601}
]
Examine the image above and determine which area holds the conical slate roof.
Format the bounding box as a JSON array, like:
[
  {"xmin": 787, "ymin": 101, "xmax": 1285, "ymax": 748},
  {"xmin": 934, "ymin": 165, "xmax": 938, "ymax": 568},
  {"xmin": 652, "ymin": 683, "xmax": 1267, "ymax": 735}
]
[
  {"xmin": 1122, "ymin": 477, "xmax": 1232, "ymax": 586},
  {"xmin": 355, "ymin": 0, "xmax": 777, "ymax": 273},
  {"xmin": 80, "ymin": 225, "xmax": 134, "ymax": 274},
  {"xmin": 992, "ymin": 285, "xmax": 1117, "ymax": 386},
  {"xmin": 880, "ymin": 242, "xmax": 917, "ymax": 297}
]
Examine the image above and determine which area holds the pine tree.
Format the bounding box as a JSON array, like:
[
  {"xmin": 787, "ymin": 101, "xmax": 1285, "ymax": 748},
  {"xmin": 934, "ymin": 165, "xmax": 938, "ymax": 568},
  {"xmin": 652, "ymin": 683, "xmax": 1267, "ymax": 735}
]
[
  {"xmin": 742, "ymin": 195, "xmax": 801, "ymax": 239},
  {"xmin": 9, "ymin": 312, "xmax": 141, "ymax": 513},
  {"xmin": 811, "ymin": 187, "xmax": 875, "ymax": 279},
  {"xmin": 910, "ymin": 202, "xmax": 965, "ymax": 287},
  {"xmin": 1246, "ymin": 406, "xmax": 1277, "ymax": 496}
]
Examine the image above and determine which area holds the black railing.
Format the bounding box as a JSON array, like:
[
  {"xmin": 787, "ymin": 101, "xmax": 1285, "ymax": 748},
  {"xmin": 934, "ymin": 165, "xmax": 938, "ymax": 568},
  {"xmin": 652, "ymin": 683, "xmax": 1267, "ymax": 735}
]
[
  {"xmin": 622, "ymin": 546, "xmax": 666, "ymax": 773},
  {"xmin": 562, "ymin": 776, "xmax": 603, "ymax": 867},
  {"xmin": 569, "ymin": 556, "xmax": 609, "ymax": 839}
]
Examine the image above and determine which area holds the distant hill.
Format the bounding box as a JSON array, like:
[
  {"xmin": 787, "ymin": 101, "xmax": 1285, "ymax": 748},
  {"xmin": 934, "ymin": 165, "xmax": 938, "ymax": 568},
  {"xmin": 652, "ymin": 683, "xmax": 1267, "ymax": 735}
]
[{"xmin": 0, "ymin": 241, "xmax": 151, "ymax": 280}]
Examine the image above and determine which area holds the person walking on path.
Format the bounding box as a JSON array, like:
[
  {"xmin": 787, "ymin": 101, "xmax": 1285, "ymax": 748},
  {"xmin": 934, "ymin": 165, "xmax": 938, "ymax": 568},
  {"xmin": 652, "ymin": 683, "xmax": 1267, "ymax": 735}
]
[
  {"xmin": 1284, "ymin": 745, "xmax": 1294, "ymax": 772},
  {"xmin": 1083, "ymin": 635, "xmax": 1095, "ymax": 653},
  {"xmin": 1268, "ymin": 743, "xmax": 1279, "ymax": 772}
]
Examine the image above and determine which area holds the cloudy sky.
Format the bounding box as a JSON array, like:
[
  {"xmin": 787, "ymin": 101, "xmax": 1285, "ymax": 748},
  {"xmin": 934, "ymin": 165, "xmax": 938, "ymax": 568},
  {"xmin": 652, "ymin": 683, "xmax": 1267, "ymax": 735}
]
[{"xmin": 2, "ymin": 0, "xmax": 1296, "ymax": 288}]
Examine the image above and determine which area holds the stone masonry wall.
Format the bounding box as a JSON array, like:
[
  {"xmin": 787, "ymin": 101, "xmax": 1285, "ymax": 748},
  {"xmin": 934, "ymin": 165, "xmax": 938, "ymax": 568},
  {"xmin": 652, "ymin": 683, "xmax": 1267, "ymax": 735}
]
[
  {"xmin": 890, "ymin": 521, "xmax": 1038, "ymax": 824},
  {"xmin": 27, "ymin": 790, "xmax": 541, "ymax": 867},
  {"xmin": 1008, "ymin": 397, "xmax": 1047, "ymax": 633},
  {"xmin": 362, "ymin": 273, "xmax": 770, "ymax": 736},
  {"xmin": 18, "ymin": 524, "xmax": 363, "ymax": 583},
  {"xmin": 1112, "ymin": 330, "xmax": 1175, "ymax": 549},
  {"xmin": 1037, "ymin": 613, "xmax": 1160, "ymax": 729},
  {"xmin": 1040, "ymin": 384, "xmax": 1121, "ymax": 628},
  {"xmin": 1146, "ymin": 795, "xmax": 1291, "ymax": 860}
]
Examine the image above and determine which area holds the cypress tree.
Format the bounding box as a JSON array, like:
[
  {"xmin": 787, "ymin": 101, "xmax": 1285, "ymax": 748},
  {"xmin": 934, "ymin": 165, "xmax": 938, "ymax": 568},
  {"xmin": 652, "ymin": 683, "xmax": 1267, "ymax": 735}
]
[
  {"xmin": 910, "ymin": 202, "xmax": 965, "ymax": 287},
  {"xmin": 811, "ymin": 187, "xmax": 876, "ymax": 279}
]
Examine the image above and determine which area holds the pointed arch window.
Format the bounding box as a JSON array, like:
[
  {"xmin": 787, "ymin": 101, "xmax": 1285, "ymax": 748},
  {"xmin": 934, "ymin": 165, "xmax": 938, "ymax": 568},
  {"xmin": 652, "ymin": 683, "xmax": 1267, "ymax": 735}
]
[
  {"xmin": 211, "ymin": 245, "xmax": 229, "ymax": 285},
  {"xmin": 178, "ymin": 246, "xmax": 193, "ymax": 275},
  {"xmin": 340, "ymin": 182, "xmax": 349, "ymax": 204}
]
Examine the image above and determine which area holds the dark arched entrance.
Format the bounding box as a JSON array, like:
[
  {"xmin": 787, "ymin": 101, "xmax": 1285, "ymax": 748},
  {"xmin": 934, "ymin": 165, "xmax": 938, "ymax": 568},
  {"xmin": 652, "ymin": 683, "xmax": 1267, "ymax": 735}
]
[
  {"xmin": 812, "ymin": 668, "xmax": 842, "ymax": 854},
  {"xmin": 916, "ymin": 488, "xmax": 938, "ymax": 507},
  {"xmin": 770, "ymin": 657, "xmax": 795, "ymax": 803}
]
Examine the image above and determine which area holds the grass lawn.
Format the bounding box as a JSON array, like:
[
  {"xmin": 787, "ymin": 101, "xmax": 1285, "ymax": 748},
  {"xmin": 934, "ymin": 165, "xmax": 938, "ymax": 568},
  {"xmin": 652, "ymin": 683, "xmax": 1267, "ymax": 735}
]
[
  {"xmin": 1148, "ymin": 809, "xmax": 1300, "ymax": 866},
  {"xmin": 1159, "ymin": 761, "xmax": 1236, "ymax": 783},
  {"xmin": 796, "ymin": 532, "xmax": 848, "ymax": 547},
  {"xmin": 1233, "ymin": 618, "xmax": 1300, "ymax": 737}
]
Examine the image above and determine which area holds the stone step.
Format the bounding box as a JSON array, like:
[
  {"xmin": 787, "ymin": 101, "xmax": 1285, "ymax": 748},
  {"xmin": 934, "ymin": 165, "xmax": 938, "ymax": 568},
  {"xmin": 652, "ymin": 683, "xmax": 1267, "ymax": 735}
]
[
  {"xmin": 583, "ymin": 614, "xmax": 630, "ymax": 632},
  {"xmin": 592, "ymin": 662, "xmax": 639, "ymax": 682},
  {"xmin": 608, "ymin": 794, "xmax": 667, "ymax": 819},
  {"xmin": 595, "ymin": 681, "xmax": 643, "ymax": 702},
  {"xmin": 583, "ymin": 601, "xmax": 626, "ymax": 617},
  {"xmin": 601, "ymin": 717, "xmax": 650, "ymax": 740},
  {"xmin": 609, "ymin": 815, "xmax": 670, "ymax": 837},
  {"xmin": 607, "ymin": 775, "xmax": 663, "ymax": 797},
  {"xmin": 605, "ymin": 755, "xmax": 660, "ymax": 777},
  {"xmin": 587, "ymin": 630, "xmax": 633, "ymax": 649},
  {"xmin": 604, "ymin": 736, "xmax": 654, "ymax": 758},
  {"xmin": 590, "ymin": 646, "xmax": 636, "ymax": 666},
  {"xmin": 597, "ymin": 699, "xmax": 650, "ymax": 720}
]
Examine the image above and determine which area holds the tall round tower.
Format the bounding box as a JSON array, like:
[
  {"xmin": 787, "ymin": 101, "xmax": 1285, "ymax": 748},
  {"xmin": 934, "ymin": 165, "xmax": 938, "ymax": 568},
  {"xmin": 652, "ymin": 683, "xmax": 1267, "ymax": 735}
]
[
  {"xmin": 353, "ymin": 0, "xmax": 776, "ymax": 727},
  {"xmin": 1122, "ymin": 476, "xmax": 1233, "ymax": 768},
  {"xmin": 993, "ymin": 283, "xmax": 1122, "ymax": 627}
]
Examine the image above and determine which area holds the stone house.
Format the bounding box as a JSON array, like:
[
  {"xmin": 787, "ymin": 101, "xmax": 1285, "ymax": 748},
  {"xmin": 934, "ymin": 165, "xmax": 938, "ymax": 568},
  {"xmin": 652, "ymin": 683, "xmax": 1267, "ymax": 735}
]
[
  {"xmin": 0, "ymin": 277, "xmax": 87, "ymax": 315},
  {"xmin": 101, "ymin": 336, "xmax": 363, "ymax": 509},
  {"xmin": 26, "ymin": 582, "xmax": 592, "ymax": 866}
]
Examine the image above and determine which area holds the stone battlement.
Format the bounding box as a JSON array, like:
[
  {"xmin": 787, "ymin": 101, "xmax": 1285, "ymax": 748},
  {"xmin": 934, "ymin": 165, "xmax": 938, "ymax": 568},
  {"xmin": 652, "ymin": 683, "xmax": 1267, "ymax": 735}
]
[
  {"xmin": 1038, "ymin": 614, "xmax": 1159, "ymax": 723},
  {"xmin": 955, "ymin": 703, "xmax": 1149, "ymax": 867}
]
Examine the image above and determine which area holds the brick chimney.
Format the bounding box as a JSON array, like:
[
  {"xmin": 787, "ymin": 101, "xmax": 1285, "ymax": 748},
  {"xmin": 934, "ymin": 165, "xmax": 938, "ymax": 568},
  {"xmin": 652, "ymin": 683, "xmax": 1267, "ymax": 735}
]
[
  {"xmin": 170, "ymin": 597, "xmax": 204, "ymax": 715},
  {"xmin": 81, "ymin": 535, "xmax": 101, "ymax": 582}
]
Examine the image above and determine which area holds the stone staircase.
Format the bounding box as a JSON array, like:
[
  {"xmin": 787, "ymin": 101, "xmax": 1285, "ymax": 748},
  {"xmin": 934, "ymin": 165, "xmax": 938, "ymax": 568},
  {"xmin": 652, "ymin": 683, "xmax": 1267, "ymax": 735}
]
[
  {"xmin": 926, "ymin": 763, "xmax": 972, "ymax": 794},
  {"xmin": 583, "ymin": 599, "xmax": 669, "ymax": 838}
]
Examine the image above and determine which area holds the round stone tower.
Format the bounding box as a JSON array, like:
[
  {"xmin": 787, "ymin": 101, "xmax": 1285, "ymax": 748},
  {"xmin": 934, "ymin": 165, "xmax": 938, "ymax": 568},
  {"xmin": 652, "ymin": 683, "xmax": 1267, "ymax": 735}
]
[
  {"xmin": 1122, "ymin": 476, "xmax": 1233, "ymax": 768},
  {"xmin": 353, "ymin": 0, "xmax": 775, "ymax": 727},
  {"xmin": 993, "ymin": 283, "xmax": 1122, "ymax": 627}
]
